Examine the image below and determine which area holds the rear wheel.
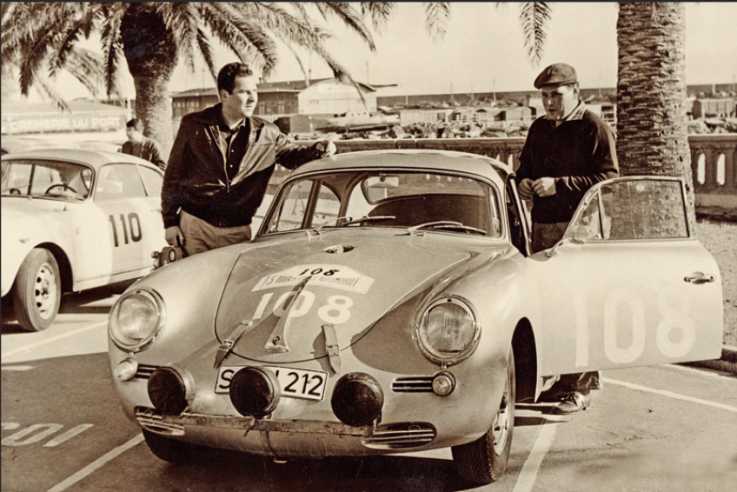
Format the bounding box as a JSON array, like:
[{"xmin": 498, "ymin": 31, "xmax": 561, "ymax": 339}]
[
  {"xmin": 142, "ymin": 430, "xmax": 194, "ymax": 464},
  {"xmin": 452, "ymin": 349, "xmax": 516, "ymax": 484},
  {"xmin": 13, "ymin": 248, "xmax": 61, "ymax": 332}
]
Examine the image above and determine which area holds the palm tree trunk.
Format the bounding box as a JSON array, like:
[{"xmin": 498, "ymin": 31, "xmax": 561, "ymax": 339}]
[
  {"xmin": 616, "ymin": 2, "xmax": 695, "ymax": 223},
  {"xmin": 132, "ymin": 75, "xmax": 173, "ymax": 158},
  {"xmin": 120, "ymin": 3, "xmax": 178, "ymax": 156}
]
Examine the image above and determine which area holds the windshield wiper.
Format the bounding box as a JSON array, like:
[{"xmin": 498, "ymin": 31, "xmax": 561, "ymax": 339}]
[
  {"xmin": 340, "ymin": 215, "xmax": 396, "ymax": 226},
  {"xmin": 404, "ymin": 220, "xmax": 486, "ymax": 236}
]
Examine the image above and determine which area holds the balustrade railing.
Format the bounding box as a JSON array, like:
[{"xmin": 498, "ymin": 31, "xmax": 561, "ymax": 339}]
[{"xmin": 330, "ymin": 135, "xmax": 737, "ymax": 208}]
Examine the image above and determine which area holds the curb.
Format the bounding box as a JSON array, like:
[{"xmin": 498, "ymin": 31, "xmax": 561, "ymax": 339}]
[{"xmin": 682, "ymin": 345, "xmax": 737, "ymax": 374}]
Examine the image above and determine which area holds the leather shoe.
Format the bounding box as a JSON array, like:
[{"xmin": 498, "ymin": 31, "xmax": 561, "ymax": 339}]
[{"xmin": 552, "ymin": 391, "xmax": 591, "ymax": 414}]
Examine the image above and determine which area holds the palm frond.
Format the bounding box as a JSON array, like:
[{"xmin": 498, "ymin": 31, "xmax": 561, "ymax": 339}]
[
  {"xmin": 99, "ymin": 8, "xmax": 125, "ymax": 98},
  {"xmin": 199, "ymin": 2, "xmax": 278, "ymax": 74},
  {"xmin": 316, "ymin": 2, "xmax": 376, "ymax": 51},
  {"xmin": 424, "ymin": 2, "xmax": 452, "ymax": 42},
  {"xmin": 35, "ymin": 72, "xmax": 70, "ymax": 112},
  {"xmin": 195, "ymin": 27, "xmax": 218, "ymax": 85},
  {"xmin": 518, "ymin": 2, "xmax": 552, "ymax": 66},
  {"xmin": 360, "ymin": 2, "xmax": 395, "ymax": 31},
  {"xmin": 156, "ymin": 2, "xmax": 200, "ymax": 75},
  {"xmin": 63, "ymin": 47, "xmax": 105, "ymax": 97},
  {"xmin": 47, "ymin": 5, "xmax": 97, "ymax": 79}
]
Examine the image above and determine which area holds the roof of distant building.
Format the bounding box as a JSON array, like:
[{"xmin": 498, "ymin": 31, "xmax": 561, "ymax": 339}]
[
  {"xmin": 2, "ymin": 100, "xmax": 128, "ymax": 116},
  {"xmin": 172, "ymin": 78, "xmax": 396, "ymax": 99}
]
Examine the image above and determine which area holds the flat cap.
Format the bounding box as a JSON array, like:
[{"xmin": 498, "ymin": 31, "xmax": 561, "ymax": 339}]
[{"xmin": 534, "ymin": 63, "xmax": 578, "ymax": 89}]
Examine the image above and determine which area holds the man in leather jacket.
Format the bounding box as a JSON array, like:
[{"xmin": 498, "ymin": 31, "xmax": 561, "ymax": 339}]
[{"xmin": 162, "ymin": 62, "xmax": 336, "ymax": 256}]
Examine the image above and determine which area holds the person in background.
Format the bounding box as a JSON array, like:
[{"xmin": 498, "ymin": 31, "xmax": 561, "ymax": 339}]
[
  {"xmin": 515, "ymin": 63, "xmax": 619, "ymax": 414},
  {"xmin": 120, "ymin": 118, "xmax": 167, "ymax": 171},
  {"xmin": 161, "ymin": 62, "xmax": 336, "ymax": 256}
]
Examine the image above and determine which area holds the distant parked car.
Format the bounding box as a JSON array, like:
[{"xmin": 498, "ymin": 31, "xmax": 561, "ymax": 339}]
[
  {"xmin": 108, "ymin": 149, "xmax": 723, "ymax": 484},
  {"xmin": 2, "ymin": 149, "xmax": 166, "ymax": 331},
  {"xmin": 77, "ymin": 140, "xmax": 124, "ymax": 153}
]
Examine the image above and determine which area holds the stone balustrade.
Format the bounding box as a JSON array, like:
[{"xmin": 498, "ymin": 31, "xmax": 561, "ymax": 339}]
[{"xmin": 327, "ymin": 135, "xmax": 737, "ymax": 209}]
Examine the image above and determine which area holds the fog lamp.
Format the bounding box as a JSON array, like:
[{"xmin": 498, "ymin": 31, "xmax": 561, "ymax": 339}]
[
  {"xmin": 229, "ymin": 367, "xmax": 280, "ymax": 418},
  {"xmin": 331, "ymin": 372, "xmax": 384, "ymax": 427},
  {"xmin": 114, "ymin": 357, "xmax": 139, "ymax": 381},
  {"xmin": 147, "ymin": 366, "xmax": 192, "ymax": 415},
  {"xmin": 432, "ymin": 371, "xmax": 456, "ymax": 396}
]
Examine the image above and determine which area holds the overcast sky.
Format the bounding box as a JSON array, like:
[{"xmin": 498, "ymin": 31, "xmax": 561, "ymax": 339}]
[{"xmin": 51, "ymin": 2, "xmax": 737, "ymax": 100}]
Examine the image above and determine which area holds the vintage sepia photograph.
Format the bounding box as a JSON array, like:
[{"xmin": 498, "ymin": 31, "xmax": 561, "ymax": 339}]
[{"xmin": 2, "ymin": 2, "xmax": 736, "ymax": 491}]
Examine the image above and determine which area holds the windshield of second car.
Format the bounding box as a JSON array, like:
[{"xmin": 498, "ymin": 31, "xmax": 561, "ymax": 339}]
[
  {"xmin": 1, "ymin": 159, "xmax": 92, "ymax": 201},
  {"xmin": 264, "ymin": 170, "xmax": 501, "ymax": 237}
]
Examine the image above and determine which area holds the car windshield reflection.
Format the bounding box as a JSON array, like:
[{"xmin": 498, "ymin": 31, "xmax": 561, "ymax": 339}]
[
  {"xmin": 264, "ymin": 170, "xmax": 502, "ymax": 237},
  {"xmin": 1, "ymin": 159, "xmax": 92, "ymax": 201}
]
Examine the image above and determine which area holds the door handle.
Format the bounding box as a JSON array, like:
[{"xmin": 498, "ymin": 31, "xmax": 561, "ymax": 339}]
[{"xmin": 684, "ymin": 272, "xmax": 715, "ymax": 284}]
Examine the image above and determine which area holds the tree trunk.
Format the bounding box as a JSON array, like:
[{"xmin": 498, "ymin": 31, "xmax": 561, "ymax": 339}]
[
  {"xmin": 120, "ymin": 3, "xmax": 178, "ymax": 156},
  {"xmin": 616, "ymin": 2, "xmax": 695, "ymax": 224}
]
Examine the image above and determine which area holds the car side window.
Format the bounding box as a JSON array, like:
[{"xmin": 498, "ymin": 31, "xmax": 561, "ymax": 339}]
[
  {"xmin": 311, "ymin": 183, "xmax": 340, "ymax": 228},
  {"xmin": 267, "ymin": 179, "xmax": 314, "ymax": 232},
  {"xmin": 95, "ymin": 164, "xmax": 146, "ymax": 201},
  {"xmin": 568, "ymin": 179, "xmax": 689, "ymax": 241},
  {"xmin": 139, "ymin": 166, "xmax": 163, "ymax": 197}
]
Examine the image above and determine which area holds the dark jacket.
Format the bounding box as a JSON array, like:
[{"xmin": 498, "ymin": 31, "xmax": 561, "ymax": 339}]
[
  {"xmin": 515, "ymin": 106, "xmax": 618, "ymax": 224},
  {"xmin": 162, "ymin": 104, "xmax": 324, "ymax": 228},
  {"xmin": 121, "ymin": 136, "xmax": 166, "ymax": 171}
]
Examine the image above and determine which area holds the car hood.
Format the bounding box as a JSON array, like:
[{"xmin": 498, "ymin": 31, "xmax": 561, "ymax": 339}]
[{"xmin": 214, "ymin": 229, "xmax": 499, "ymax": 364}]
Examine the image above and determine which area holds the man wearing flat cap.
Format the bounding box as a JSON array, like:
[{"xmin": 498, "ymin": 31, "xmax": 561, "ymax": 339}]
[{"xmin": 515, "ymin": 62, "xmax": 618, "ymax": 414}]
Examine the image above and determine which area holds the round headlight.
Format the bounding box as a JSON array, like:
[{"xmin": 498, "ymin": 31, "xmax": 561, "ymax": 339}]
[
  {"xmin": 109, "ymin": 289, "xmax": 165, "ymax": 351},
  {"xmin": 416, "ymin": 296, "xmax": 480, "ymax": 365}
]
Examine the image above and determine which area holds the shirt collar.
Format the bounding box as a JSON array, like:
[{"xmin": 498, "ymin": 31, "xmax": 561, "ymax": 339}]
[
  {"xmin": 546, "ymin": 100, "xmax": 586, "ymax": 123},
  {"xmin": 218, "ymin": 108, "xmax": 247, "ymax": 132}
]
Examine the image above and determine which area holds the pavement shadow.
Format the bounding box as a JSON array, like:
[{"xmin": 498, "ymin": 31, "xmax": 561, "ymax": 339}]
[{"xmin": 1, "ymin": 279, "xmax": 136, "ymax": 333}]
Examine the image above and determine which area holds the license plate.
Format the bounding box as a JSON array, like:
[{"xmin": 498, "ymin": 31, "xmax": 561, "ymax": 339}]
[{"xmin": 215, "ymin": 366, "xmax": 328, "ymax": 401}]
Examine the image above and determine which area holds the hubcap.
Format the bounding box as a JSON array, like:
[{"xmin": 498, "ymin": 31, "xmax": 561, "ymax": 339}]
[
  {"xmin": 492, "ymin": 375, "xmax": 511, "ymax": 454},
  {"xmin": 33, "ymin": 262, "xmax": 57, "ymax": 319}
]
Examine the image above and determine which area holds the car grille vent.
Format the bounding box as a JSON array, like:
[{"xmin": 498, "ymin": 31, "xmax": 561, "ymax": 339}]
[
  {"xmin": 135, "ymin": 364, "xmax": 159, "ymax": 379},
  {"xmin": 135, "ymin": 407, "xmax": 185, "ymax": 436},
  {"xmin": 362, "ymin": 422, "xmax": 437, "ymax": 449},
  {"xmin": 392, "ymin": 376, "xmax": 434, "ymax": 392}
]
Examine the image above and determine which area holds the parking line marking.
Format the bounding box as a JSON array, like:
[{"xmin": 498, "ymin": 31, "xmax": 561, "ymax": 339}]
[
  {"xmin": 603, "ymin": 377, "xmax": 737, "ymax": 414},
  {"xmin": 512, "ymin": 422, "xmax": 559, "ymax": 492},
  {"xmin": 1, "ymin": 322, "xmax": 106, "ymax": 359},
  {"xmin": 47, "ymin": 434, "xmax": 144, "ymax": 492}
]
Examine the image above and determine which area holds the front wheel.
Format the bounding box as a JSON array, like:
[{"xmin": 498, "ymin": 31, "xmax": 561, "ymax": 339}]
[
  {"xmin": 13, "ymin": 248, "xmax": 61, "ymax": 332},
  {"xmin": 142, "ymin": 430, "xmax": 195, "ymax": 464},
  {"xmin": 452, "ymin": 348, "xmax": 516, "ymax": 484}
]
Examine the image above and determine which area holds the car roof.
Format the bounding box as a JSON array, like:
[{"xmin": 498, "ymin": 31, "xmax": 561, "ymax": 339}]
[
  {"xmin": 1, "ymin": 147, "xmax": 156, "ymax": 170},
  {"xmin": 292, "ymin": 149, "xmax": 513, "ymax": 184}
]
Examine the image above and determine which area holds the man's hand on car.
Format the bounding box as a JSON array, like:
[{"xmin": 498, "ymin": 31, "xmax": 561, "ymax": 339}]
[
  {"xmin": 533, "ymin": 177, "xmax": 557, "ymax": 197},
  {"xmin": 165, "ymin": 225, "xmax": 185, "ymax": 247},
  {"xmin": 316, "ymin": 140, "xmax": 337, "ymax": 158},
  {"xmin": 518, "ymin": 178, "xmax": 535, "ymax": 201}
]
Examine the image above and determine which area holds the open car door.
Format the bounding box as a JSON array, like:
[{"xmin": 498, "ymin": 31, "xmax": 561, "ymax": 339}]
[{"xmin": 530, "ymin": 177, "xmax": 723, "ymax": 377}]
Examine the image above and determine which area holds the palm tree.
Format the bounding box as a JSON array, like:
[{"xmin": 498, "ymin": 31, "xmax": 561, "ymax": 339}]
[
  {"xmin": 1, "ymin": 2, "xmax": 377, "ymax": 151},
  {"xmin": 616, "ymin": 2, "xmax": 695, "ymax": 221}
]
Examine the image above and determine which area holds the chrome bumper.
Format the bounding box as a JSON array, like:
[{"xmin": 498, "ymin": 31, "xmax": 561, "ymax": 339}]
[{"xmin": 135, "ymin": 407, "xmax": 436, "ymax": 450}]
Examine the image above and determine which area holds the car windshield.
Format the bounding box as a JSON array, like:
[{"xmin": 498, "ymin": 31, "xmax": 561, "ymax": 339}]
[
  {"xmin": 263, "ymin": 170, "xmax": 501, "ymax": 237},
  {"xmin": 1, "ymin": 159, "xmax": 92, "ymax": 201}
]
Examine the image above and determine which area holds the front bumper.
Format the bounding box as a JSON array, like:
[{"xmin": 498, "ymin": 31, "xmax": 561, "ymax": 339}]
[{"xmin": 136, "ymin": 406, "xmax": 438, "ymax": 458}]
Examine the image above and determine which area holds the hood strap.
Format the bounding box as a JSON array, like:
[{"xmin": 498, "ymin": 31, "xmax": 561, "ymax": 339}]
[
  {"xmin": 322, "ymin": 323, "xmax": 341, "ymax": 373},
  {"xmin": 214, "ymin": 320, "xmax": 255, "ymax": 368}
]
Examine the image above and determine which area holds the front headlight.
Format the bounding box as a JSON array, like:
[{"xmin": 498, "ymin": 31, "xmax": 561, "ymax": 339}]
[
  {"xmin": 416, "ymin": 296, "xmax": 480, "ymax": 366},
  {"xmin": 109, "ymin": 289, "xmax": 165, "ymax": 352}
]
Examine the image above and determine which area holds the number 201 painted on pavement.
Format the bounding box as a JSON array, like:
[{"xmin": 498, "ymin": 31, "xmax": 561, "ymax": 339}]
[
  {"xmin": 252, "ymin": 290, "xmax": 353, "ymax": 324},
  {"xmin": 109, "ymin": 212, "xmax": 142, "ymax": 247}
]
